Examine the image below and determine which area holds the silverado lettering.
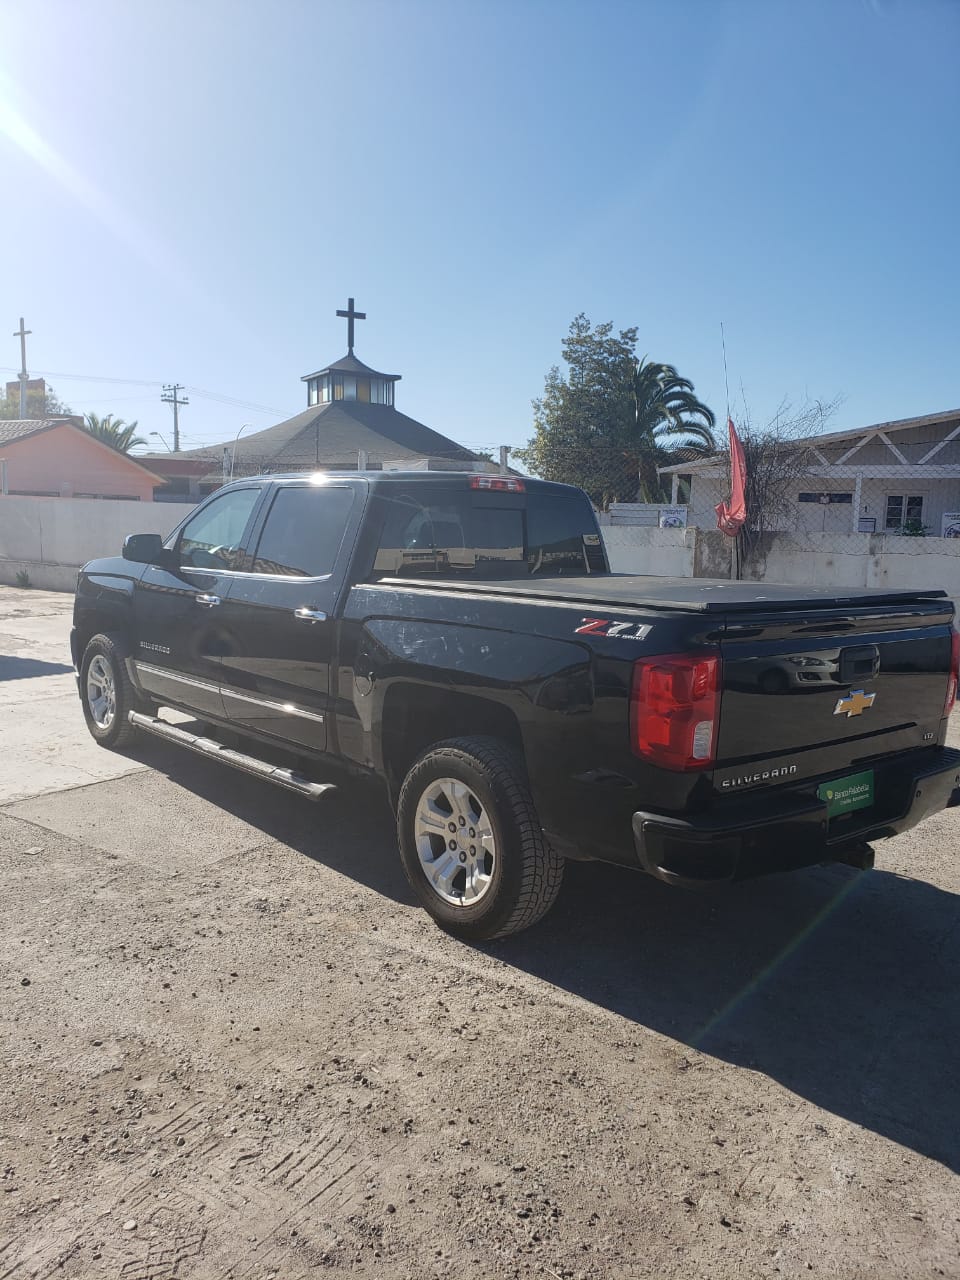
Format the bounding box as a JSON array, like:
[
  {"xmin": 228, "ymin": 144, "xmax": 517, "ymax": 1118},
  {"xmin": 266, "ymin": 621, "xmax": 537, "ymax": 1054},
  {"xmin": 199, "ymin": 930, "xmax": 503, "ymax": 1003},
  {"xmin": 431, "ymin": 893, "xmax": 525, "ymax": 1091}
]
[{"xmin": 721, "ymin": 765, "xmax": 800, "ymax": 789}]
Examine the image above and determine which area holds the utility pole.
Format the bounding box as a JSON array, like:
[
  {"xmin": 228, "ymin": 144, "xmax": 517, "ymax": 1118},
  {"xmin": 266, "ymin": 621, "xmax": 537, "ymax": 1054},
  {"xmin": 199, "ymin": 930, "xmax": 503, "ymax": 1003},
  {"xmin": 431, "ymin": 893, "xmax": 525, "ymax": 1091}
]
[
  {"xmin": 13, "ymin": 318, "xmax": 31, "ymax": 418},
  {"xmin": 161, "ymin": 384, "xmax": 189, "ymax": 451}
]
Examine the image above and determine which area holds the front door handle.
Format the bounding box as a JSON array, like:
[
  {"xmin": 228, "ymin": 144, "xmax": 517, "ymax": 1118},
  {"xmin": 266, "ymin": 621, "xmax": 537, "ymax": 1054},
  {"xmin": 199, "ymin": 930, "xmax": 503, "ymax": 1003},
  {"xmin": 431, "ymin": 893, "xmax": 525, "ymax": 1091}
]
[
  {"xmin": 197, "ymin": 593, "xmax": 221, "ymax": 608},
  {"xmin": 294, "ymin": 607, "xmax": 327, "ymax": 623}
]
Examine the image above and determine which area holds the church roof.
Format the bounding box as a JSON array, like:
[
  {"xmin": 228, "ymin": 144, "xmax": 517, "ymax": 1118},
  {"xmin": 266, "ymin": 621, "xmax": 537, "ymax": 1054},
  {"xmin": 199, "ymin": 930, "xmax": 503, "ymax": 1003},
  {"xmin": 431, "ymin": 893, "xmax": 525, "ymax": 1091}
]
[
  {"xmin": 179, "ymin": 400, "xmax": 480, "ymax": 470},
  {"xmin": 300, "ymin": 352, "xmax": 401, "ymax": 382}
]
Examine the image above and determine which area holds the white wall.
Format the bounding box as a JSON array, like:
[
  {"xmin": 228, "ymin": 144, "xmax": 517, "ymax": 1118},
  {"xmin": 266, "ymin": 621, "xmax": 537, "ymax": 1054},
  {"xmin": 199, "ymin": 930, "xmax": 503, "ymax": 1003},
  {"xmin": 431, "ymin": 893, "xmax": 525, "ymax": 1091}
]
[
  {"xmin": 743, "ymin": 531, "xmax": 960, "ymax": 602},
  {"xmin": 0, "ymin": 496, "xmax": 196, "ymax": 586},
  {"xmin": 600, "ymin": 525, "xmax": 696, "ymax": 577},
  {"xmin": 600, "ymin": 522, "xmax": 960, "ymax": 613},
  {"xmin": 3, "ymin": 495, "xmax": 958, "ymax": 617}
]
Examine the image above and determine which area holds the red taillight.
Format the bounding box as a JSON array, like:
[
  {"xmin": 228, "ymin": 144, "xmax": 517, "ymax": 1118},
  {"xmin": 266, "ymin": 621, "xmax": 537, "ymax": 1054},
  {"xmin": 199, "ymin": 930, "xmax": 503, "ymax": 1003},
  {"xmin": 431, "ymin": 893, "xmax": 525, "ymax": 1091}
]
[
  {"xmin": 946, "ymin": 629, "xmax": 960, "ymax": 715},
  {"xmin": 469, "ymin": 474, "xmax": 525, "ymax": 492},
  {"xmin": 630, "ymin": 653, "xmax": 720, "ymax": 771}
]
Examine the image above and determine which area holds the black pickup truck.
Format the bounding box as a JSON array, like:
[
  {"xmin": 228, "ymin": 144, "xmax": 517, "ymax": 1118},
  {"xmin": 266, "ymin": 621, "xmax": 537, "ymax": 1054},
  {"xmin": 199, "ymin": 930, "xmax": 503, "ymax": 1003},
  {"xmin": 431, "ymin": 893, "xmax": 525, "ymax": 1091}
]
[{"xmin": 72, "ymin": 471, "xmax": 960, "ymax": 939}]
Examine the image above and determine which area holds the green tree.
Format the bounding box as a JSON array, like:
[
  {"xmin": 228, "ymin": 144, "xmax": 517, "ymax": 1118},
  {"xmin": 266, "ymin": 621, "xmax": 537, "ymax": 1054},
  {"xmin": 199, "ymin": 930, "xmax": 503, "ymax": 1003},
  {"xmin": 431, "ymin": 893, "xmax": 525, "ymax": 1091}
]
[
  {"xmin": 0, "ymin": 383, "xmax": 71, "ymax": 419},
  {"xmin": 82, "ymin": 412, "xmax": 147, "ymax": 454},
  {"xmin": 515, "ymin": 315, "xmax": 715, "ymax": 507}
]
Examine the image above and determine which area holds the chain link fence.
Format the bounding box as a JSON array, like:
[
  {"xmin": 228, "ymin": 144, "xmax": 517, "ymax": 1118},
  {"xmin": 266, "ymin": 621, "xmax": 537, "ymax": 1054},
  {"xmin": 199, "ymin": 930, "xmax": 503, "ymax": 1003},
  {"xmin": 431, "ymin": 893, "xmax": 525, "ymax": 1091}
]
[{"xmin": 522, "ymin": 434, "xmax": 960, "ymax": 537}]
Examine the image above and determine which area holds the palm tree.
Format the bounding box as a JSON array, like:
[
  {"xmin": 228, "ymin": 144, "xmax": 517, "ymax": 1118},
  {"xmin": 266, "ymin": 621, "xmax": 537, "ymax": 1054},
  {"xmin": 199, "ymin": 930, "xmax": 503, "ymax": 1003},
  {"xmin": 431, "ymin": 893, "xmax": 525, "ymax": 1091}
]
[
  {"xmin": 83, "ymin": 412, "xmax": 147, "ymax": 454},
  {"xmin": 630, "ymin": 358, "xmax": 716, "ymax": 501}
]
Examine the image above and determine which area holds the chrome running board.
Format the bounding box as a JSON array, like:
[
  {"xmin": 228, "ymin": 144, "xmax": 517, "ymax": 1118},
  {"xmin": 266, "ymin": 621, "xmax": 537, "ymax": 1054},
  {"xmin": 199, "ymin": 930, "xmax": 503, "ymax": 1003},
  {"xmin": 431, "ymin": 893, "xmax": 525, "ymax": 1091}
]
[{"xmin": 127, "ymin": 712, "xmax": 335, "ymax": 801}]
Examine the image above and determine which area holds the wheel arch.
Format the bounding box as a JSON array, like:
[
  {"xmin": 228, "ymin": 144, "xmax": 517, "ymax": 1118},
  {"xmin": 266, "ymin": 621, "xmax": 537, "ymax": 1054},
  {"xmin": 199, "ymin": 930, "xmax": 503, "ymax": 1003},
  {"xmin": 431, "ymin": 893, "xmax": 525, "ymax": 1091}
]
[
  {"xmin": 379, "ymin": 682, "xmax": 525, "ymax": 804},
  {"xmin": 73, "ymin": 608, "xmax": 138, "ymax": 690}
]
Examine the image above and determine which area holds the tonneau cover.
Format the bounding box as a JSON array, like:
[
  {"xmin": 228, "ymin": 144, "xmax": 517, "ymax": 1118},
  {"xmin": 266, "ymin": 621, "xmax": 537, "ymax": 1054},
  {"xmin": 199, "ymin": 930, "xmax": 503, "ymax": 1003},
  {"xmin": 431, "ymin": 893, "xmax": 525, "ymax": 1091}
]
[{"xmin": 388, "ymin": 573, "xmax": 949, "ymax": 614}]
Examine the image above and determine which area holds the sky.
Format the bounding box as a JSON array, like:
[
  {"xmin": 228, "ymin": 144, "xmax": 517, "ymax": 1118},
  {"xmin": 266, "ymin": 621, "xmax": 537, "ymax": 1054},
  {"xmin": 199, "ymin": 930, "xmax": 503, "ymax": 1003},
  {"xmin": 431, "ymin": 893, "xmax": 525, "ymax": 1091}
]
[{"xmin": 0, "ymin": 0, "xmax": 957, "ymax": 458}]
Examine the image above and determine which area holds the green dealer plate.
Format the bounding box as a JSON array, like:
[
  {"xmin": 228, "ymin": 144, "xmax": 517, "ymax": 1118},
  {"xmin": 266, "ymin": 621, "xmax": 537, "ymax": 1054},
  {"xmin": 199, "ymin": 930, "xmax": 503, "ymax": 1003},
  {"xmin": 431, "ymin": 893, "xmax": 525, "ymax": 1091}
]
[{"xmin": 817, "ymin": 770, "xmax": 874, "ymax": 818}]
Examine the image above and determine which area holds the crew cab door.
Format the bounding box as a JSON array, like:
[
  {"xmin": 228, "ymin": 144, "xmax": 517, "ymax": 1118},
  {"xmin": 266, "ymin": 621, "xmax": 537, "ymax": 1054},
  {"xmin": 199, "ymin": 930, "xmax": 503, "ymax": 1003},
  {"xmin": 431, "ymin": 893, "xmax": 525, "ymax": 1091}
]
[
  {"xmin": 131, "ymin": 485, "xmax": 263, "ymax": 718},
  {"xmin": 216, "ymin": 481, "xmax": 358, "ymax": 751}
]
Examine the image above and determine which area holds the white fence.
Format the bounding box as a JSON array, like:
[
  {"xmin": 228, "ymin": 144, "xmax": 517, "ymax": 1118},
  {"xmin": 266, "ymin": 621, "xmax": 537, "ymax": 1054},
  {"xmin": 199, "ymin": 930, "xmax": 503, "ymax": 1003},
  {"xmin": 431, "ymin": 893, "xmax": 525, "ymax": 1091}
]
[
  {"xmin": 740, "ymin": 530, "xmax": 960, "ymax": 601},
  {"xmin": 0, "ymin": 495, "xmax": 196, "ymax": 590},
  {"xmin": 2, "ymin": 494, "xmax": 959, "ymax": 613},
  {"xmin": 600, "ymin": 523, "xmax": 960, "ymax": 611}
]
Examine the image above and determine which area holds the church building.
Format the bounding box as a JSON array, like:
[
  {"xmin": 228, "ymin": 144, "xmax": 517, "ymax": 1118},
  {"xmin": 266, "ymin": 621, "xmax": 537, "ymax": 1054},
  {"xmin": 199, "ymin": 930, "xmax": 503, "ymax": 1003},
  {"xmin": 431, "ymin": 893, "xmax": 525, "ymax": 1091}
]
[{"xmin": 144, "ymin": 300, "xmax": 484, "ymax": 499}]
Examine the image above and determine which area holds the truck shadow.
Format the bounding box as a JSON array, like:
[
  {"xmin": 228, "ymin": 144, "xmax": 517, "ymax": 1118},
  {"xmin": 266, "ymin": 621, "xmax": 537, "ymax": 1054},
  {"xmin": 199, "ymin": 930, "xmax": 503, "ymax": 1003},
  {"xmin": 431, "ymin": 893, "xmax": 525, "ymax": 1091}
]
[
  {"xmin": 121, "ymin": 735, "xmax": 959, "ymax": 1172},
  {"xmin": 498, "ymin": 855, "xmax": 960, "ymax": 1173}
]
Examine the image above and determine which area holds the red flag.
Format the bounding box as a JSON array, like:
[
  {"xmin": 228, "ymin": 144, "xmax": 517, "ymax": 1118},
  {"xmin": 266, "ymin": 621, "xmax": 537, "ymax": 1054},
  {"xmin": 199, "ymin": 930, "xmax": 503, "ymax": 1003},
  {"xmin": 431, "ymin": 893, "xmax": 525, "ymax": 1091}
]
[{"xmin": 715, "ymin": 416, "xmax": 747, "ymax": 536}]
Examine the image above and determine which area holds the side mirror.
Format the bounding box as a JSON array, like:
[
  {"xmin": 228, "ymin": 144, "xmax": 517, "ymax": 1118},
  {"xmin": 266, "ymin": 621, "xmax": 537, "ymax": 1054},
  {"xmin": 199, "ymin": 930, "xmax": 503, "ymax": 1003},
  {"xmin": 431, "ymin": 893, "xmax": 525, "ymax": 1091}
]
[{"xmin": 122, "ymin": 532, "xmax": 166, "ymax": 565}]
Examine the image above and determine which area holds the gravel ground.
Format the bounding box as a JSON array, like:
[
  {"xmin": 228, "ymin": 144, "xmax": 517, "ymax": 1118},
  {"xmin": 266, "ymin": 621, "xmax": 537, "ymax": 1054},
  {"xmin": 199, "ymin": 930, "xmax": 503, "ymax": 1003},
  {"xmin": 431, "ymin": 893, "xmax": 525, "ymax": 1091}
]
[{"xmin": 1, "ymin": 587, "xmax": 959, "ymax": 1279}]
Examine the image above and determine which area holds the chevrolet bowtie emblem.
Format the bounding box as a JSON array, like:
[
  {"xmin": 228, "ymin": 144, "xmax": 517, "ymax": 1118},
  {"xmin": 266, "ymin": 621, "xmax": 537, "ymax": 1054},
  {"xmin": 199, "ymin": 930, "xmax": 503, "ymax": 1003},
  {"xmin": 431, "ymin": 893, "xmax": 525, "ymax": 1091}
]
[{"xmin": 834, "ymin": 689, "xmax": 877, "ymax": 718}]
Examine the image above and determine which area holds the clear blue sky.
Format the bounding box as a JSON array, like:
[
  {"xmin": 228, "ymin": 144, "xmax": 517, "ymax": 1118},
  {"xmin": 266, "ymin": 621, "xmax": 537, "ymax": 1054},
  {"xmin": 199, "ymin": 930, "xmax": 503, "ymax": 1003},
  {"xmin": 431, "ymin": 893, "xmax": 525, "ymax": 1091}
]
[{"xmin": 0, "ymin": 0, "xmax": 957, "ymax": 455}]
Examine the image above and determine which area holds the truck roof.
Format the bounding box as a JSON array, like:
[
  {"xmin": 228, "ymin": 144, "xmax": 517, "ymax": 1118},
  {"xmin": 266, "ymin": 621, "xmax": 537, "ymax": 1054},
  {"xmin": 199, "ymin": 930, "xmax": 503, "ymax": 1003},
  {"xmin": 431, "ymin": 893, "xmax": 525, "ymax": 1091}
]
[{"xmin": 229, "ymin": 470, "xmax": 581, "ymax": 495}]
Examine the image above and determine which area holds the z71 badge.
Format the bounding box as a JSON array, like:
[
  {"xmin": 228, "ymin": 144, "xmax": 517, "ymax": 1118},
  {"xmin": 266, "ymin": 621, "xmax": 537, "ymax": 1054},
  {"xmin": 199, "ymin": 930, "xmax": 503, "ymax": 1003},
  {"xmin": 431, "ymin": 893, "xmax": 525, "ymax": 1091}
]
[{"xmin": 574, "ymin": 618, "xmax": 651, "ymax": 641}]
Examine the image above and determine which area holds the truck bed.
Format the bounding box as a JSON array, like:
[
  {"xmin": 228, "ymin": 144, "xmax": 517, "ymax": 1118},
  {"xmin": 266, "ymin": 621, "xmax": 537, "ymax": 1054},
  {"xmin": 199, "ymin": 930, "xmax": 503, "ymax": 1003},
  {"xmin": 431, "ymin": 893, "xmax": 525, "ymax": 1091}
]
[{"xmin": 387, "ymin": 573, "xmax": 950, "ymax": 614}]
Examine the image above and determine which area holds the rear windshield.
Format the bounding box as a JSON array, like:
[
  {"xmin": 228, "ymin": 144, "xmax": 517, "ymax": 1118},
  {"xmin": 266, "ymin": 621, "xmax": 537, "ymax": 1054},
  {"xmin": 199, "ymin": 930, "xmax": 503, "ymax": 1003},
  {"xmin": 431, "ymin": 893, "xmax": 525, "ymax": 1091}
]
[{"xmin": 369, "ymin": 487, "xmax": 607, "ymax": 580}]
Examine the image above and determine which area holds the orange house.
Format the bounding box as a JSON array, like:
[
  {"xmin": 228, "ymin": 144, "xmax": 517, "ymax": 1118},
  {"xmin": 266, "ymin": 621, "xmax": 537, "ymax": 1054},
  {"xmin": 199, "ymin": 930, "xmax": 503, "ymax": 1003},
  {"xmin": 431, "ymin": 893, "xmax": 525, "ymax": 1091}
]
[{"xmin": 0, "ymin": 419, "xmax": 163, "ymax": 501}]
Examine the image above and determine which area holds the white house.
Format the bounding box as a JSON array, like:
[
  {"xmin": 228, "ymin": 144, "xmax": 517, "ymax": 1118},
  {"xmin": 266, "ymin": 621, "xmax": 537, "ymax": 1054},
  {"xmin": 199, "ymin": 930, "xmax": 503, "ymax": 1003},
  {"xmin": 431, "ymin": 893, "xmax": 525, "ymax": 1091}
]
[{"xmin": 660, "ymin": 408, "xmax": 960, "ymax": 537}]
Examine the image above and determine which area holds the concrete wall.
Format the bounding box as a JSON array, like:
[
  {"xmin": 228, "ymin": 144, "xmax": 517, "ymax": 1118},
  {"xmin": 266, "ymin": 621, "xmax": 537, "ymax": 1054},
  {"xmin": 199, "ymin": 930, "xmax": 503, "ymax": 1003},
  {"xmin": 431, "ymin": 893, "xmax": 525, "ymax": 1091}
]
[
  {"xmin": 599, "ymin": 522, "xmax": 960, "ymax": 612},
  {"xmin": 3, "ymin": 493, "xmax": 958, "ymax": 613},
  {"xmin": 741, "ymin": 531, "xmax": 960, "ymax": 601},
  {"xmin": 0, "ymin": 495, "xmax": 196, "ymax": 588},
  {"xmin": 600, "ymin": 525, "xmax": 697, "ymax": 577}
]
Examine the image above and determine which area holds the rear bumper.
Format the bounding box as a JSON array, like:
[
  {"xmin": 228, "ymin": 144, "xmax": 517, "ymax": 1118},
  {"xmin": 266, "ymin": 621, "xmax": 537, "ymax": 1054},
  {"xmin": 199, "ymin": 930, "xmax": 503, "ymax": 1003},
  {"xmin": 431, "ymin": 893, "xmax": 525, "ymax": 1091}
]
[{"xmin": 632, "ymin": 745, "xmax": 960, "ymax": 887}]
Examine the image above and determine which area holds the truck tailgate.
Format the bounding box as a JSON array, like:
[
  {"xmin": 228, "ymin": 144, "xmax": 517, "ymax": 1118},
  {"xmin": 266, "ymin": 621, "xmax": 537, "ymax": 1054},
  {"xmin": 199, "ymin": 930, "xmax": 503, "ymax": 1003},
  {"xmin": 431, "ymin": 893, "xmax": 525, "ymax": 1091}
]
[{"xmin": 715, "ymin": 600, "xmax": 955, "ymax": 787}]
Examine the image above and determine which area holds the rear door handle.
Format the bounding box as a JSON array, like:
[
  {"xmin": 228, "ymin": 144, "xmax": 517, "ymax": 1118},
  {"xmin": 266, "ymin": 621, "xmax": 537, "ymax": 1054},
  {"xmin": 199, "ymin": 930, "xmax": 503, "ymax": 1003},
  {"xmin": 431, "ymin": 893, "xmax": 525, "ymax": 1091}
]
[
  {"xmin": 197, "ymin": 593, "xmax": 221, "ymax": 608},
  {"xmin": 294, "ymin": 607, "xmax": 327, "ymax": 623}
]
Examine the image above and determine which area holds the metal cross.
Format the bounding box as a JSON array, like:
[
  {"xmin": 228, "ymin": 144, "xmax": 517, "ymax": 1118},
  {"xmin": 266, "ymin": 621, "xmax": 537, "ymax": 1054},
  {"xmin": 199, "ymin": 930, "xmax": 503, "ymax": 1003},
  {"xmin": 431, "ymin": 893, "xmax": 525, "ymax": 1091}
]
[{"xmin": 336, "ymin": 298, "xmax": 366, "ymax": 354}]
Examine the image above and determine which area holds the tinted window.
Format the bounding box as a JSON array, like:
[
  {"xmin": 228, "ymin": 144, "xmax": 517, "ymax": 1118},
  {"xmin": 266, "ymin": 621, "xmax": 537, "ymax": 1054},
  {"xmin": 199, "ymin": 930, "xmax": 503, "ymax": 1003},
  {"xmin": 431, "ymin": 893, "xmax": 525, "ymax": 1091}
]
[
  {"xmin": 179, "ymin": 487, "xmax": 260, "ymax": 570},
  {"xmin": 251, "ymin": 485, "xmax": 354, "ymax": 577},
  {"xmin": 371, "ymin": 488, "xmax": 605, "ymax": 579}
]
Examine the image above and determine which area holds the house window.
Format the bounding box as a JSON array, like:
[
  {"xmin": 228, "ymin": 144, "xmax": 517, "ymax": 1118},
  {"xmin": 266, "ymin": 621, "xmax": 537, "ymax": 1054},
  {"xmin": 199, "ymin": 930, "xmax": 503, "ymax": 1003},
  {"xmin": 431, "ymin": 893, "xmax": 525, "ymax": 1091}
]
[
  {"xmin": 885, "ymin": 494, "xmax": 924, "ymax": 532},
  {"xmin": 798, "ymin": 492, "xmax": 853, "ymax": 504}
]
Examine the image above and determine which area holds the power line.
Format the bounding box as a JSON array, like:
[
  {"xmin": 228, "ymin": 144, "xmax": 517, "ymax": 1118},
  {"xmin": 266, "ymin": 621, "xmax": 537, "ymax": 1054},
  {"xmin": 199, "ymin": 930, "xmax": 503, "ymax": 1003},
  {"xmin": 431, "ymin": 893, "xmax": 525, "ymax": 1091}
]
[{"xmin": 0, "ymin": 365, "xmax": 290, "ymax": 416}]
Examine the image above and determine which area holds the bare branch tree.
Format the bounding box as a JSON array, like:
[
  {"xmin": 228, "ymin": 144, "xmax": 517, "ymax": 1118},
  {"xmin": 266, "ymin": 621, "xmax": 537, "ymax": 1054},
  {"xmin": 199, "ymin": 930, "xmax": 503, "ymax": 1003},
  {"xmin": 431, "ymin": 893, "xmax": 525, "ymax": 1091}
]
[{"xmin": 723, "ymin": 396, "xmax": 843, "ymax": 571}]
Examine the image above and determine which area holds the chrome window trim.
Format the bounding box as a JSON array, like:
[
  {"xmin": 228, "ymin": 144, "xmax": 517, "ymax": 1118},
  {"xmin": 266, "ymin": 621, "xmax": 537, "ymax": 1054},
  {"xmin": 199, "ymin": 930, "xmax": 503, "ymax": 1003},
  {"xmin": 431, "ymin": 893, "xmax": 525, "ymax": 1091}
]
[{"xmin": 147, "ymin": 563, "xmax": 335, "ymax": 586}]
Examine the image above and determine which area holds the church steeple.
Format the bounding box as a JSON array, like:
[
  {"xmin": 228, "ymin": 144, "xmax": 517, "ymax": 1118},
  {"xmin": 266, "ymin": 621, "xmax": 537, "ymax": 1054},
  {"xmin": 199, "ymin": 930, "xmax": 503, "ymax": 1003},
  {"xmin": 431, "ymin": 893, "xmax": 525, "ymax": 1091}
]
[{"xmin": 301, "ymin": 298, "xmax": 402, "ymax": 408}]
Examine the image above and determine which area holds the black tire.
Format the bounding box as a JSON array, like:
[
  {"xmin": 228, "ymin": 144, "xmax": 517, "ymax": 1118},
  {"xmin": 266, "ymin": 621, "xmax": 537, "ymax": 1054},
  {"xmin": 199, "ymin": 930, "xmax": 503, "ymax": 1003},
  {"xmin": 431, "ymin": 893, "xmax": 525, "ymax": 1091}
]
[
  {"xmin": 397, "ymin": 736, "xmax": 564, "ymax": 941},
  {"xmin": 79, "ymin": 632, "xmax": 146, "ymax": 750}
]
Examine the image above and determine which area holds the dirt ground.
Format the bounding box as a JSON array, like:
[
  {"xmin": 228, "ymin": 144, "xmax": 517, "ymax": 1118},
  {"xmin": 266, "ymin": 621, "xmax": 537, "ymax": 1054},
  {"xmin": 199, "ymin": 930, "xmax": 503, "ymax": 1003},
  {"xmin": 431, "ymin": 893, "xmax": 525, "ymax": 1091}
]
[{"xmin": 1, "ymin": 586, "xmax": 959, "ymax": 1279}]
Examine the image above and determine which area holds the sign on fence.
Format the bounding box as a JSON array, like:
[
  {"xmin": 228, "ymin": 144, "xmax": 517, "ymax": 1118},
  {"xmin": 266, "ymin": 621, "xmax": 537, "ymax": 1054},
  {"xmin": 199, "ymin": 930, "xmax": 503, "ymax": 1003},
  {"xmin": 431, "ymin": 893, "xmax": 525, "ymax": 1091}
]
[{"xmin": 942, "ymin": 512, "xmax": 960, "ymax": 538}]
